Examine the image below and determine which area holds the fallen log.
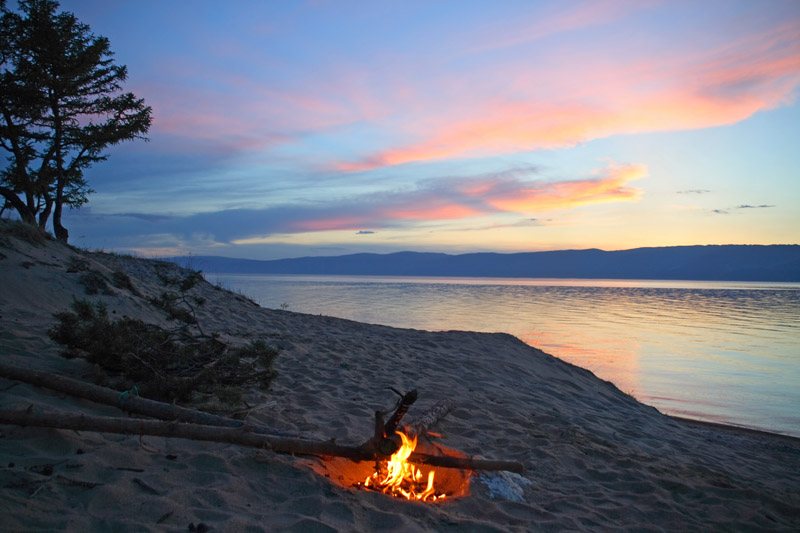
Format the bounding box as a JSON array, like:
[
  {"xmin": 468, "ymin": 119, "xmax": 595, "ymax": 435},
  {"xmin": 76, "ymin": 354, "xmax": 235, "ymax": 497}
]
[
  {"xmin": 0, "ymin": 408, "xmax": 524, "ymax": 473},
  {"xmin": 0, "ymin": 361, "xmax": 299, "ymax": 438}
]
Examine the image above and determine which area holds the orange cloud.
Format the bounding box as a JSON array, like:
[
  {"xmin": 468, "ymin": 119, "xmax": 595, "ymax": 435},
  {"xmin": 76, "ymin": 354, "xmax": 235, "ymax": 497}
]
[
  {"xmin": 299, "ymin": 161, "xmax": 646, "ymax": 233},
  {"xmin": 484, "ymin": 163, "xmax": 647, "ymax": 213}
]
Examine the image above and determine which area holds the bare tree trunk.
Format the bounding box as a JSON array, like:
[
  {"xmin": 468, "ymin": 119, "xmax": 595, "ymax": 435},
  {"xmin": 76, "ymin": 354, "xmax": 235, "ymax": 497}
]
[
  {"xmin": 38, "ymin": 195, "xmax": 53, "ymax": 230},
  {"xmin": 52, "ymin": 187, "xmax": 68, "ymax": 242},
  {"xmin": 52, "ymin": 106, "xmax": 68, "ymax": 243}
]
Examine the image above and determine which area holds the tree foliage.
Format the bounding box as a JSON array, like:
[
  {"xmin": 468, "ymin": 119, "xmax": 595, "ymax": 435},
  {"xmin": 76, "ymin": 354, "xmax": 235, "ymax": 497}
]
[{"xmin": 0, "ymin": 0, "xmax": 151, "ymax": 241}]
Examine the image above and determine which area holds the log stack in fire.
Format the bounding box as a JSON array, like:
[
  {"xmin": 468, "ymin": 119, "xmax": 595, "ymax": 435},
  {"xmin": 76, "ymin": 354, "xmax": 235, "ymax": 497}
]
[{"xmin": 312, "ymin": 388, "xmax": 496, "ymax": 502}]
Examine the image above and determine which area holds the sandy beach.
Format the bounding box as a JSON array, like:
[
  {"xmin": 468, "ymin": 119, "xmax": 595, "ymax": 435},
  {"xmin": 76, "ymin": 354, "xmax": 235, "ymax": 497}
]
[{"xmin": 1, "ymin": 220, "xmax": 799, "ymax": 532}]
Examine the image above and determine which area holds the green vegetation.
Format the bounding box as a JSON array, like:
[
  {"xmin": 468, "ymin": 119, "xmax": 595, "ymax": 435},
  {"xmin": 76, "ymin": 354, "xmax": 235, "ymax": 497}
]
[
  {"xmin": 150, "ymin": 265, "xmax": 206, "ymax": 334},
  {"xmin": 78, "ymin": 271, "xmax": 112, "ymax": 295},
  {"xmin": 49, "ymin": 299, "xmax": 277, "ymax": 404},
  {"xmin": 111, "ymin": 269, "xmax": 139, "ymax": 296},
  {"xmin": 49, "ymin": 266, "xmax": 278, "ymax": 405}
]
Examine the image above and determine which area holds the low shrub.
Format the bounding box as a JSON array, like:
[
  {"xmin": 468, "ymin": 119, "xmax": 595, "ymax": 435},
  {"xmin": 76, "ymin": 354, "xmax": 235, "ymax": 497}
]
[{"xmin": 49, "ymin": 299, "xmax": 278, "ymax": 403}]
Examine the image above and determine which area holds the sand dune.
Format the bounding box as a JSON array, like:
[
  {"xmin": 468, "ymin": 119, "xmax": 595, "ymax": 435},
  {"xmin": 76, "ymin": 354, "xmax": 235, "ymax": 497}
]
[{"xmin": 1, "ymin": 220, "xmax": 799, "ymax": 531}]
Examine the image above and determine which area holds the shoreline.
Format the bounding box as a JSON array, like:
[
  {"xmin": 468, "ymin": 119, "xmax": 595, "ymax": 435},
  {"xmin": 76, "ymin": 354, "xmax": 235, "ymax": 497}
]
[
  {"xmin": 670, "ymin": 415, "xmax": 800, "ymax": 446},
  {"xmin": 2, "ymin": 221, "xmax": 799, "ymax": 531},
  {"xmin": 207, "ymin": 270, "xmax": 800, "ymax": 439}
]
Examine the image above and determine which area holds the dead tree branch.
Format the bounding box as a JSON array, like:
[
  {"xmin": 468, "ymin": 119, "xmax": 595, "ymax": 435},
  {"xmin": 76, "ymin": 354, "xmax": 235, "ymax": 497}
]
[
  {"xmin": 0, "ymin": 408, "xmax": 523, "ymax": 473},
  {"xmin": 0, "ymin": 362, "xmax": 297, "ymax": 437}
]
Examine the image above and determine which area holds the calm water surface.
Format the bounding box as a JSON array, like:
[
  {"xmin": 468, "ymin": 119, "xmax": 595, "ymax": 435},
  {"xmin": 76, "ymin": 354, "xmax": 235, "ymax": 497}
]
[{"xmin": 209, "ymin": 274, "xmax": 800, "ymax": 438}]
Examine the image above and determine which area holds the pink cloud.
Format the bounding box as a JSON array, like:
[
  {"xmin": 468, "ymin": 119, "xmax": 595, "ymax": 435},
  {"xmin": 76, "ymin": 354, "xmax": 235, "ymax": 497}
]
[
  {"xmin": 387, "ymin": 203, "xmax": 480, "ymax": 221},
  {"xmin": 335, "ymin": 21, "xmax": 800, "ymax": 171},
  {"xmin": 291, "ymin": 215, "xmax": 371, "ymax": 232},
  {"xmin": 279, "ymin": 162, "xmax": 646, "ymax": 233}
]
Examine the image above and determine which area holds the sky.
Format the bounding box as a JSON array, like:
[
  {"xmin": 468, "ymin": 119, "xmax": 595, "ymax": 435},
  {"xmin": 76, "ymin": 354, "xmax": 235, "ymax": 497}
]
[{"xmin": 47, "ymin": 0, "xmax": 800, "ymax": 259}]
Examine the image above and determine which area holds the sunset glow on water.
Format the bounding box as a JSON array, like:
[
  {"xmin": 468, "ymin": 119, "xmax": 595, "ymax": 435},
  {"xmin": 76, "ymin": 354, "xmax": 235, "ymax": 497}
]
[{"xmin": 210, "ymin": 274, "xmax": 800, "ymax": 437}]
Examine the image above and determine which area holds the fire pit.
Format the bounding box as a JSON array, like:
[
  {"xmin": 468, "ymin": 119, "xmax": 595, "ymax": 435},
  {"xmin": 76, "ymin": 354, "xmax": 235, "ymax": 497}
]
[
  {"xmin": 314, "ymin": 428, "xmax": 472, "ymax": 501},
  {"xmin": 310, "ymin": 389, "xmax": 518, "ymax": 501}
]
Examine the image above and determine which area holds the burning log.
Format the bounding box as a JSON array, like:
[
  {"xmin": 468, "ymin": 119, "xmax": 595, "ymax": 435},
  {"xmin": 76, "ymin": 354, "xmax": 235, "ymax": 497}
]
[
  {"xmin": 0, "ymin": 408, "xmax": 523, "ymax": 473},
  {"xmin": 384, "ymin": 388, "xmax": 418, "ymax": 435},
  {"xmin": 366, "ymin": 388, "xmax": 419, "ymax": 456}
]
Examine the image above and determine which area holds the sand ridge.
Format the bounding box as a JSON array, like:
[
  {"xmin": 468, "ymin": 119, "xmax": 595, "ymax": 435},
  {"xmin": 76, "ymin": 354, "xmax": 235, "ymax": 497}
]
[{"xmin": 1, "ymin": 221, "xmax": 799, "ymax": 531}]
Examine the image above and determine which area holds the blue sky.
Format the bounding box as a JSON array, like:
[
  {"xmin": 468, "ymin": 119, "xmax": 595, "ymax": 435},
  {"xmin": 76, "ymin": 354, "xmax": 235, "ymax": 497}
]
[{"xmin": 49, "ymin": 0, "xmax": 800, "ymax": 259}]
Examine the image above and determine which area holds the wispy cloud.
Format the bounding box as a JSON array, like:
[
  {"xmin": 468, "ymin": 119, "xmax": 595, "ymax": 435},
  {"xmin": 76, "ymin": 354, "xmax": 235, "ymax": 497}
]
[
  {"xmin": 67, "ymin": 161, "xmax": 646, "ymax": 245},
  {"xmin": 677, "ymin": 189, "xmax": 711, "ymax": 195},
  {"xmin": 465, "ymin": 0, "xmax": 656, "ymax": 55},
  {"xmin": 335, "ymin": 21, "xmax": 800, "ymax": 171},
  {"xmin": 711, "ymin": 204, "xmax": 776, "ymax": 215}
]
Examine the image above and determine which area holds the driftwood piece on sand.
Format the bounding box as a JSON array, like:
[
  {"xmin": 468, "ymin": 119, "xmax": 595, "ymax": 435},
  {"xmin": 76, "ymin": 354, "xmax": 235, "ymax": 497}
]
[
  {"xmin": 0, "ymin": 361, "xmax": 298, "ymax": 438},
  {"xmin": 408, "ymin": 398, "xmax": 457, "ymax": 433},
  {"xmin": 0, "ymin": 409, "xmax": 524, "ymax": 473}
]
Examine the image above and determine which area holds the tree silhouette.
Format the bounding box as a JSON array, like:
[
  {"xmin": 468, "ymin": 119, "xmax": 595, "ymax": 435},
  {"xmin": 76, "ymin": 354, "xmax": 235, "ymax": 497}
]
[{"xmin": 0, "ymin": 0, "xmax": 151, "ymax": 241}]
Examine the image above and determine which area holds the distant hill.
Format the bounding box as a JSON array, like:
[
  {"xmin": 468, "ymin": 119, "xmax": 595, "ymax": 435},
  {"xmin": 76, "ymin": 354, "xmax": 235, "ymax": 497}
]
[{"xmin": 167, "ymin": 245, "xmax": 800, "ymax": 282}]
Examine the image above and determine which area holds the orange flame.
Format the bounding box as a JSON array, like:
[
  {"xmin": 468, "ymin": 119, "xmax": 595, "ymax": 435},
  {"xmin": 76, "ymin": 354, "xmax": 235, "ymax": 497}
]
[{"xmin": 361, "ymin": 431, "xmax": 445, "ymax": 502}]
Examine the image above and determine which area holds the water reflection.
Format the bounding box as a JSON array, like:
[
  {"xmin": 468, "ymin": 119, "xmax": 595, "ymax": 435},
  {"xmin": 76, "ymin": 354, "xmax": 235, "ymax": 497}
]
[{"xmin": 209, "ymin": 274, "xmax": 800, "ymax": 437}]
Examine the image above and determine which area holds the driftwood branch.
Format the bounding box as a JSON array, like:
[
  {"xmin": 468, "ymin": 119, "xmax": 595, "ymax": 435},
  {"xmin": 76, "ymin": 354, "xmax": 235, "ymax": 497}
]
[
  {"xmin": 0, "ymin": 361, "xmax": 299, "ymax": 438},
  {"xmin": 0, "ymin": 409, "xmax": 523, "ymax": 473},
  {"xmin": 0, "ymin": 363, "xmax": 522, "ymax": 473},
  {"xmin": 408, "ymin": 398, "xmax": 456, "ymax": 433}
]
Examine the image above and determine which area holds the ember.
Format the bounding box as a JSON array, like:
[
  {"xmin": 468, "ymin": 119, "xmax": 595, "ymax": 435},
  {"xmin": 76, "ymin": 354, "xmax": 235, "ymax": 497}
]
[{"xmin": 360, "ymin": 430, "xmax": 444, "ymax": 501}]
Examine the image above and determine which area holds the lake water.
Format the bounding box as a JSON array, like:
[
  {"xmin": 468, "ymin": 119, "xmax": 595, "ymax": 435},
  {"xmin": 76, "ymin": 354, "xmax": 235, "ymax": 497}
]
[{"xmin": 208, "ymin": 274, "xmax": 800, "ymax": 438}]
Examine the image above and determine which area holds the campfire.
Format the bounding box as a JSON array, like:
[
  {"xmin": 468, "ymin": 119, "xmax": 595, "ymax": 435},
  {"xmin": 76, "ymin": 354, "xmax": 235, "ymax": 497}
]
[
  {"xmin": 0, "ymin": 365, "xmax": 522, "ymax": 505},
  {"xmin": 360, "ymin": 430, "xmax": 444, "ymax": 501},
  {"xmin": 317, "ymin": 426, "xmax": 474, "ymax": 501},
  {"xmin": 310, "ymin": 389, "xmax": 511, "ymax": 502}
]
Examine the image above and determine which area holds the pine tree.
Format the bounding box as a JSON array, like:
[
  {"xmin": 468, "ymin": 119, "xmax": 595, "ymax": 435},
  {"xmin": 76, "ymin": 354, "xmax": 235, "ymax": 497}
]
[{"xmin": 0, "ymin": 0, "xmax": 151, "ymax": 241}]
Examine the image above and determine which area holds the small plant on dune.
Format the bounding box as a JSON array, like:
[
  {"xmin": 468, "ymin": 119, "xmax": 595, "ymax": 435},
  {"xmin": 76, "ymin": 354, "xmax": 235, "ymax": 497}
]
[
  {"xmin": 49, "ymin": 299, "xmax": 278, "ymax": 404},
  {"xmin": 150, "ymin": 265, "xmax": 207, "ymax": 335},
  {"xmin": 111, "ymin": 269, "xmax": 140, "ymax": 296},
  {"xmin": 66, "ymin": 257, "xmax": 90, "ymax": 273},
  {"xmin": 78, "ymin": 270, "xmax": 114, "ymax": 295}
]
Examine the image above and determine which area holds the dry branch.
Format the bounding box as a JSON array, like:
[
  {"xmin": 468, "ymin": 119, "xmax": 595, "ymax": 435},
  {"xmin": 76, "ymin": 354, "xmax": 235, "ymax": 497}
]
[
  {"xmin": 0, "ymin": 408, "xmax": 523, "ymax": 473},
  {"xmin": 0, "ymin": 361, "xmax": 298, "ymax": 437}
]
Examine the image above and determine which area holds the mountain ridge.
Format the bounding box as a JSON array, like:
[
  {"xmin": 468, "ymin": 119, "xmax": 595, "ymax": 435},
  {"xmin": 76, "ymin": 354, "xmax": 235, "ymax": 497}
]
[{"xmin": 165, "ymin": 244, "xmax": 800, "ymax": 282}]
